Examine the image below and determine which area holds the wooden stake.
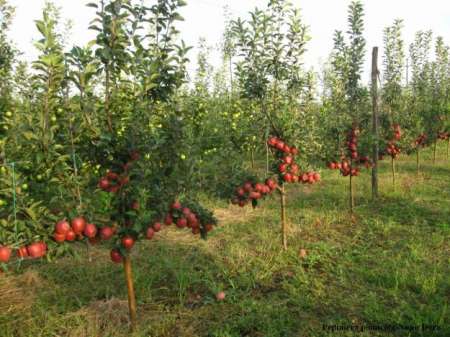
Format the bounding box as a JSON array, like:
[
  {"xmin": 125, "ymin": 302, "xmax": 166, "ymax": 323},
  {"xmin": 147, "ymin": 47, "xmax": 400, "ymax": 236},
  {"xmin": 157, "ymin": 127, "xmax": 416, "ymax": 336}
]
[
  {"xmin": 123, "ymin": 255, "xmax": 137, "ymax": 331},
  {"xmin": 371, "ymin": 47, "xmax": 379, "ymax": 199}
]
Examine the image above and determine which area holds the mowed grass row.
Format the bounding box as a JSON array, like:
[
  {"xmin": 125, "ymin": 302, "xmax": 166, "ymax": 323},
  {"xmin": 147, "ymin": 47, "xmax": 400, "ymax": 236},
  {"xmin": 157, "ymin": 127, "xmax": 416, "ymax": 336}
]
[{"xmin": 0, "ymin": 145, "xmax": 449, "ymax": 337}]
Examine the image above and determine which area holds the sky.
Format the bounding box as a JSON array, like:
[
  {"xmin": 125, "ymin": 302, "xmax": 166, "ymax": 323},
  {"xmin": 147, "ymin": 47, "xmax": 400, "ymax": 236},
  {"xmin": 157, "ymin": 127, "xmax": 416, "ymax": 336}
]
[{"xmin": 6, "ymin": 0, "xmax": 450, "ymax": 84}]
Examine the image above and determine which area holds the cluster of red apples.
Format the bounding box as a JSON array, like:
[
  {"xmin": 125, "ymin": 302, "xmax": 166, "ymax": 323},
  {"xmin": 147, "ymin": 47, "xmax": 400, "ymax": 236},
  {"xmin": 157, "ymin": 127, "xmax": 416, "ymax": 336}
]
[
  {"xmin": 0, "ymin": 241, "xmax": 47, "ymax": 264},
  {"xmin": 231, "ymin": 179, "xmax": 278, "ymax": 207},
  {"xmin": 267, "ymin": 136, "xmax": 321, "ymax": 184},
  {"xmin": 415, "ymin": 133, "xmax": 427, "ymax": 147},
  {"xmin": 328, "ymin": 127, "xmax": 371, "ymax": 176},
  {"xmin": 438, "ymin": 131, "xmax": 449, "ymax": 140},
  {"xmin": 53, "ymin": 217, "xmax": 115, "ymax": 244},
  {"xmin": 110, "ymin": 200, "xmax": 215, "ymax": 263},
  {"xmin": 97, "ymin": 150, "xmax": 139, "ymax": 193},
  {"xmin": 385, "ymin": 124, "xmax": 402, "ymax": 158}
]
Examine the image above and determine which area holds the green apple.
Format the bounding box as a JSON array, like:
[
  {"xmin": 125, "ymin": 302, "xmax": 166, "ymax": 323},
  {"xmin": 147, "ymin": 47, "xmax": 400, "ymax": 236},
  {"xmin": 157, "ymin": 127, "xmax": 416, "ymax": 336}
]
[{"xmin": 5, "ymin": 111, "xmax": 12, "ymax": 117}]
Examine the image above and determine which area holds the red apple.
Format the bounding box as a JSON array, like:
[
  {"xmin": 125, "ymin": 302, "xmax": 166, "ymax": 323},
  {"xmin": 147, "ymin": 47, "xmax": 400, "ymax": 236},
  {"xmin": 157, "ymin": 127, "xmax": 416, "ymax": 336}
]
[
  {"xmin": 236, "ymin": 187, "xmax": 245, "ymax": 197},
  {"xmin": 171, "ymin": 201, "xmax": 182, "ymax": 210},
  {"xmin": 110, "ymin": 249, "xmax": 123, "ymax": 263},
  {"xmin": 100, "ymin": 226, "xmax": 114, "ymax": 240},
  {"xmin": 98, "ymin": 177, "xmax": 110, "ymax": 190},
  {"xmin": 27, "ymin": 242, "xmax": 44, "ymax": 258},
  {"xmin": 53, "ymin": 232, "xmax": 66, "ymax": 243},
  {"xmin": 216, "ymin": 291, "xmax": 226, "ymax": 301},
  {"xmin": 84, "ymin": 223, "xmax": 97, "ymax": 238},
  {"xmin": 0, "ymin": 246, "xmax": 12, "ymax": 263},
  {"xmin": 146, "ymin": 227, "xmax": 155, "ymax": 240},
  {"xmin": 182, "ymin": 207, "xmax": 192, "ymax": 216},
  {"xmin": 243, "ymin": 182, "xmax": 253, "ymax": 192},
  {"xmin": 55, "ymin": 219, "xmax": 70, "ymax": 235},
  {"xmin": 106, "ymin": 171, "xmax": 119, "ymax": 180},
  {"xmin": 71, "ymin": 217, "xmax": 86, "ymax": 234},
  {"xmin": 176, "ymin": 217, "xmax": 188, "ymax": 228},
  {"xmin": 153, "ymin": 222, "xmax": 162, "ymax": 232},
  {"xmin": 164, "ymin": 214, "xmax": 173, "ymax": 225},
  {"xmin": 65, "ymin": 230, "xmax": 76, "ymax": 241},
  {"xmin": 17, "ymin": 246, "xmax": 28, "ymax": 259},
  {"xmin": 121, "ymin": 236, "xmax": 135, "ymax": 250},
  {"xmin": 283, "ymin": 156, "xmax": 293, "ymax": 165}
]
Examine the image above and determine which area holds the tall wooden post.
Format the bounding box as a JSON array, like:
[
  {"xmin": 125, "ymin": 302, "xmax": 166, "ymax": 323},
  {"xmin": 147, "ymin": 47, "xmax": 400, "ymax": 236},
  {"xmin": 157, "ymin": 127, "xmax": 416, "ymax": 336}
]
[{"xmin": 371, "ymin": 47, "xmax": 379, "ymax": 199}]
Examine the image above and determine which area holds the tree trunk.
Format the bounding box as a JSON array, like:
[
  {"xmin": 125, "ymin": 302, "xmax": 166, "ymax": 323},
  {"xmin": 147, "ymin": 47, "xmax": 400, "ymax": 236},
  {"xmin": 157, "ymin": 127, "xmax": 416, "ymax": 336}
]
[
  {"xmin": 105, "ymin": 67, "xmax": 113, "ymax": 133},
  {"xmin": 371, "ymin": 47, "xmax": 379, "ymax": 199},
  {"xmin": 416, "ymin": 148, "xmax": 420, "ymax": 175},
  {"xmin": 447, "ymin": 138, "xmax": 449, "ymax": 160},
  {"xmin": 349, "ymin": 168, "xmax": 355, "ymax": 213},
  {"xmin": 229, "ymin": 57, "xmax": 233, "ymax": 95},
  {"xmin": 250, "ymin": 148, "xmax": 255, "ymax": 169},
  {"xmin": 433, "ymin": 140, "xmax": 437, "ymax": 164},
  {"xmin": 266, "ymin": 141, "xmax": 270, "ymax": 176},
  {"xmin": 123, "ymin": 255, "xmax": 137, "ymax": 331},
  {"xmin": 391, "ymin": 157, "xmax": 396, "ymax": 191},
  {"xmin": 279, "ymin": 185, "xmax": 287, "ymax": 251}
]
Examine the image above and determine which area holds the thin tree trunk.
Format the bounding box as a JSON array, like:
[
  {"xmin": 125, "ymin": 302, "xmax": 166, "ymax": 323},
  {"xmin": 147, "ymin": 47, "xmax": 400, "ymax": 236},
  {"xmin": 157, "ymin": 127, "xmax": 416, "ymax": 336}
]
[
  {"xmin": 447, "ymin": 138, "xmax": 449, "ymax": 160},
  {"xmin": 229, "ymin": 57, "xmax": 233, "ymax": 95},
  {"xmin": 266, "ymin": 141, "xmax": 270, "ymax": 176},
  {"xmin": 349, "ymin": 168, "xmax": 355, "ymax": 213},
  {"xmin": 433, "ymin": 140, "xmax": 437, "ymax": 164},
  {"xmin": 391, "ymin": 157, "xmax": 396, "ymax": 191},
  {"xmin": 123, "ymin": 255, "xmax": 137, "ymax": 331},
  {"xmin": 105, "ymin": 67, "xmax": 113, "ymax": 133},
  {"xmin": 250, "ymin": 148, "xmax": 255, "ymax": 169},
  {"xmin": 279, "ymin": 185, "xmax": 287, "ymax": 251},
  {"xmin": 416, "ymin": 148, "xmax": 420, "ymax": 175},
  {"xmin": 371, "ymin": 47, "xmax": 379, "ymax": 199}
]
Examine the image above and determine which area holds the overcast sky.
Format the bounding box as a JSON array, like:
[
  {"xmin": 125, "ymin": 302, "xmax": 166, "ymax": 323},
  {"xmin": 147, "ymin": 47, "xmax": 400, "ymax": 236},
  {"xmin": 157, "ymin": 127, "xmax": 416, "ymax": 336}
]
[{"xmin": 6, "ymin": 0, "xmax": 450, "ymax": 83}]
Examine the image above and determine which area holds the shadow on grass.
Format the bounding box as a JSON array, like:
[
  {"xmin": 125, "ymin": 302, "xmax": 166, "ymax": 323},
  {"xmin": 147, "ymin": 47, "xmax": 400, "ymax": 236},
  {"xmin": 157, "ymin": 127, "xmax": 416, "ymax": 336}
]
[{"xmin": 3, "ymin": 236, "xmax": 309, "ymax": 337}]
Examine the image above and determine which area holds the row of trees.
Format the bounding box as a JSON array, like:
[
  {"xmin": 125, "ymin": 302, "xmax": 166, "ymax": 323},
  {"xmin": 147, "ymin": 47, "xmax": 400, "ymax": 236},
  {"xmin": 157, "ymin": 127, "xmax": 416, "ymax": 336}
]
[{"xmin": 1, "ymin": 0, "xmax": 448, "ymax": 266}]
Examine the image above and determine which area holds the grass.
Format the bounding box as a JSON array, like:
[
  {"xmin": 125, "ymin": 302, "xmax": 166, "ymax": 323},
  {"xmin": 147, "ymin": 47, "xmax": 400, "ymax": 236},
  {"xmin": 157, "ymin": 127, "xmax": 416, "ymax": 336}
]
[{"xmin": 0, "ymin": 144, "xmax": 449, "ymax": 337}]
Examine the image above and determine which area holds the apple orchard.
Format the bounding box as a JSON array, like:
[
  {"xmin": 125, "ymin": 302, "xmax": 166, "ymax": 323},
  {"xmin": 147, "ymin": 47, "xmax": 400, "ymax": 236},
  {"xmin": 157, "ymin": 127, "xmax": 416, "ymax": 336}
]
[{"xmin": 0, "ymin": 0, "xmax": 449, "ymax": 332}]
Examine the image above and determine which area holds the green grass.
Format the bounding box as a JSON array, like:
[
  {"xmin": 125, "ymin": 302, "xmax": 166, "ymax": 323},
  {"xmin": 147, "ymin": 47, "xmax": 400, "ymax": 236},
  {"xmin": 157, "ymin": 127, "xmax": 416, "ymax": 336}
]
[{"xmin": 1, "ymin": 145, "xmax": 449, "ymax": 337}]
